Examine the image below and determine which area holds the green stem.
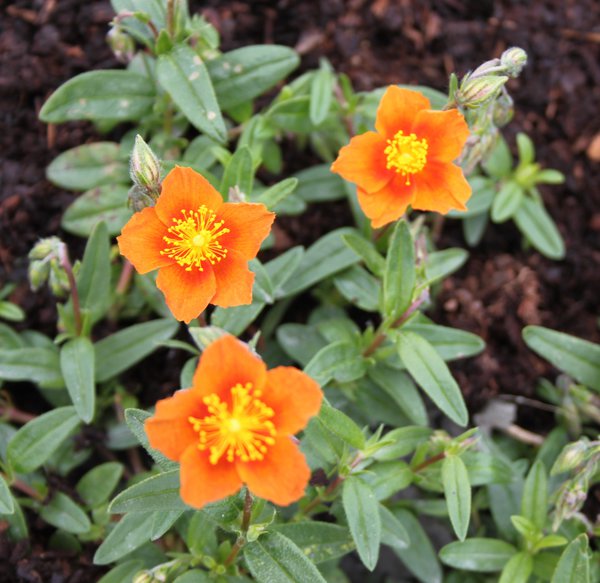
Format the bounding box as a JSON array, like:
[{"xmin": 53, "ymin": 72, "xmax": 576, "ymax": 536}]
[
  {"xmin": 223, "ymin": 489, "xmax": 253, "ymax": 567},
  {"xmin": 166, "ymin": 0, "xmax": 175, "ymax": 38},
  {"xmin": 59, "ymin": 244, "xmax": 82, "ymax": 336}
]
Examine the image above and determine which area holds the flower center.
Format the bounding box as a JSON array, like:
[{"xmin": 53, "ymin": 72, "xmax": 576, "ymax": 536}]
[
  {"xmin": 189, "ymin": 383, "xmax": 277, "ymax": 465},
  {"xmin": 160, "ymin": 206, "xmax": 230, "ymax": 271},
  {"xmin": 384, "ymin": 130, "xmax": 428, "ymax": 185}
]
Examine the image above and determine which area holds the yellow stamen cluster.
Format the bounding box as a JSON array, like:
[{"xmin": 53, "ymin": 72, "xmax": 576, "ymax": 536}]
[
  {"xmin": 161, "ymin": 206, "xmax": 230, "ymax": 271},
  {"xmin": 189, "ymin": 383, "xmax": 277, "ymax": 465},
  {"xmin": 384, "ymin": 130, "xmax": 428, "ymax": 185}
]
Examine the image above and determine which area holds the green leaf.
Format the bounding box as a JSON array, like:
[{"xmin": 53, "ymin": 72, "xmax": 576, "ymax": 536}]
[
  {"xmin": 271, "ymin": 522, "xmax": 354, "ymax": 564},
  {"xmin": 267, "ymin": 97, "xmax": 311, "ymax": 133},
  {"xmin": 95, "ymin": 319, "xmax": 179, "ymax": 382},
  {"xmin": 94, "ymin": 511, "xmax": 157, "ymax": 564},
  {"xmin": 373, "ymin": 426, "xmax": 433, "ymax": 461},
  {"xmin": 536, "ymin": 169, "xmax": 565, "ymax": 184},
  {"xmin": 440, "ymin": 538, "xmax": 517, "ymax": 572},
  {"xmin": 551, "ymin": 534, "xmax": 590, "ymax": 583},
  {"xmin": 396, "ymin": 331, "xmax": 468, "ymax": 427},
  {"xmin": 0, "ymin": 347, "xmax": 63, "ymax": 386},
  {"xmin": 342, "ymin": 233, "xmax": 385, "ymax": 277},
  {"xmin": 60, "ymin": 337, "xmax": 96, "ymax": 423},
  {"xmin": 391, "ymin": 508, "xmax": 442, "ymax": 583},
  {"xmin": 318, "ymin": 402, "xmax": 365, "ymax": 449},
  {"xmin": 208, "ymin": 45, "xmax": 300, "ymax": 111},
  {"xmin": 516, "ymin": 133, "xmax": 535, "ymax": 165},
  {"xmin": 109, "ymin": 470, "xmax": 187, "ymax": 513},
  {"xmin": 62, "ymin": 185, "xmax": 131, "ymax": 237},
  {"xmin": 157, "ymin": 45, "xmax": 227, "ymax": 142},
  {"xmin": 483, "ymin": 135, "xmax": 513, "ymax": 178},
  {"xmin": 521, "ymin": 460, "xmax": 547, "ymax": 531},
  {"xmin": 424, "ymin": 248, "xmax": 469, "ymax": 284},
  {"xmin": 293, "ymin": 165, "xmax": 346, "ymax": 203},
  {"xmin": 305, "ymin": 340, "xmax": 366, "ymax": 385},
  {"xmin": 279, "ymin": 228, "xmax": 360, "ymax": 297},
  {"xmin": 367, "ymin": 366, "xmax": 428, "ymax": 425},
  {"xmin": 449, "ymin": 176, "xmax": 495, "ymax": 218},
  {"xmin": 220, "ymin": 146, "xmax": 254, "ymax": 197},
  {"xmin": 523, "ymin": 326, "xmax": 600, "ymax": 392},
  {"xmin": 40, "ymin": 492, "xmax": 91, "ymax": 534},
  {"xmin": 362, "ymin": 461, "xmax": 412, "ymax": 501},
  {"xmin": 173, "ymin": 571, "xmax": 212, "ymax": 583},
  {"xmin": 334, "ymin": 266, "xmax": 380, "ymax": 312},
  {"xmin": 40, "ymin": 70, "xmax": 154, "ymax": 123},
  {"xmin": 383, "ymin": 220, "xmax": 415, "ymax": 319},
  {"xmin": 463, "ymin": 213, "xmax": 488, "ymax": 247},
  {"xmin": 513, "ymin": 196, "xmax": 565, "ymax": 259},
  {"xmin": 211, "ymin": 302, "xmax": 266, "ymax": 336},
  {"xmin": 309, "ymin": 63, "xmax": 334, "ymax": 126},
  {"xmin": 491, "ymin": 180, "xmax": 524, "ymax": 223},
  {"xmin": 257, "ymin": 178, "xmax": 298, "ymax": 210},
  {"xmin": 76, "ymin": 462, "xmax": 124, "ymax": 508},
  {"xmin": 0, "ymin": 324, "xmax": 24, "ymax": 349},
  {"xmin": 47, "ymin": 143, "xmax": 129, "ymax": 191},
  {"xmin": 124, "ymin": 408, "xmax": 178, "ymax": 472},
  {"xmin": 403, "ymin": 322, "xmax": 485, "ymax": 362},
  {"xmin": 379, "ymin": 504, "xmax": 409, "ymax": 550},
  {"xmin": 276, "ymin": 324, "xmax": 327, "ymax": 367},
  {"xmin": 244, "ymin": 531, "xmax": 327, "ymax": 583},
  {"xmin": 442, "ymin": 455, "xmax": 471, "ymax": 541},
  {"xmin": 97, "ymin": 560, "xmax": 144, "ymax": 583},
  {"xmin": 342, "ymin": 476, "xmax": 381, "ymax": 571},
  {"xmin": 77, "ymin": 221, "xmax": 112, "ymax": 322},
  {"xmin": 7, "ymin": 406, "xmax": 80, "ymax": 473},
  {"xmin": 0, "ymin": 474, "xmax": 14, "ymax": 514},
  {"xmin": 499, "ymin": 551, "xmax": 533, "ymax": 583},
  {"xmin": 264, "ymin": 246, "xmax": 305, "ymax": 298}
]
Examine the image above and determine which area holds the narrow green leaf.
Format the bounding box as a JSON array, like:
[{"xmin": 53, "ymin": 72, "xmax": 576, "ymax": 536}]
[
  {"xmin": 264, "ymin": 246, "xmax": 305, "ymax": 297},
  {"xmin": 271, "ymin": 522, "xmax": 354, "ymax": 564},
  {"xmin": 109, "ymin": 470, "xmax": 187, "ymax": 513},
  {"xmin": 94, "ymin": 319, "xmax": 179, "ymax": 382},
  {"xmin": 157, "ymin": 45, "xmax": 226, "ymax": 143},
  {"xmin": 97, "ymin": 560, "xmax": 144, "ymax": 583},
  {"xmin": 0, "ymin": 474, "xmax": 14, "ymax": 514},
  {"xmin": 424, "ymin": 248, "xmax": 469, "ymax": 284},
  {"xmin": 318, "ymin": 402, "xmax": 365, "ymax": 450},
  {"xmin": 47, "ymin": 142, "xmax": 129, "ymax": 191},
  {"xmin": 309, "ymin": 63, "xmax": 334, "ymax": 126},
  {"xmin": 499, "ymin": 551, "xmax": 533, "ymax": 583},
  {"xmin": 491, "ymin": 181, "xmax": 524, "ymax": 223},
  {"xmin": 463, "ymin": 213, "xmax": 488, "ymax": 247},
  {"xmin": 342, "ymin": 476, "xmax": 381, "ymax": 571},
  {"xmin": 40, "ymin": 492, "xmax": 91, "ymax": 534},
  {"xmin": 523, "ymin": 326, "xmax": 600, "ymax": 392},
  {"xmin": 536, "ymin": 169, "xmax": 565, "ymax": 184},
  {"xmin": 76, "ymin": 462, "xmax": 124, "ymax": 508},
  {"xmin": 521, "ymin": 460, "xmax": 548, "ymax": 531},
  {"xmin": 383, "ymin": 220, "xmax": 415, "ymax": 319},
  {"xmin": 334, "ymin": 266, "xmax": 381, "ymax": 312},
  {"xmin": 62, "ymin": 185, "xmax": 131, "ymax": 237},
  {"xmin": 293, "ymin": 165, "xmax": 346, "ymax": 203},
  {"xmin": 94, "ymin": 512, "xmax": 156, "ymax": 564},
  {"xmin": 210, "ymin": 302, "xmax": 266, "ymax": 336},
  {"xmin": 379, "ymin": 504, "xmax": 410, "ymax": 550},
  {"xmin": 257, "ymin": 178, "xmax": 298, "ymax": 210},
  {"xmin": 208, "ymin": 45, "xmax": 300, "ymax": 110},
  {"xmin": 396, "ymin": 331, "xmax": 468, "ymax": 426},
  {"xmin": 342, "ymin": 233, "xmax": 385, "ymax": 277},
  {"xmin": 403, "ymin": 322, "xmax": 485, "ymax": 362},
  {"xmin": 305, "ymin": 340, "xmax": 366, "ymax": 385},
  {"xmin": 8, "ymin": 406, "xmax": 80, "ymax": 473},
  {"xmin": 514, "ymin": 196, "xmax": 565, "ymax": 259},
  {"xmin": 60, "ymin": 337, "xmax": 95, "ymax": 423},
  {"xmin": 244, "ymin": 531, "xmax": 327, "ymax": 583},
  {"xmin": 551, "ymin": 534, "xmax": 590, "ymax": 583},
  {"xmin": 440, "ymin": 538, "xmax": 517, "ymax": 572},
  {"xmin": 220, "ymin": 146, "xmax": 254, "ymax": 197},
  {"xmin": 373, "ymin": 426, "xmax": 433, "ymax": 461},
  {"xmin": 40, "ymin": 70, "xmax": 154, "ymax": 123},
  {"xmin": 0, "ymin": 347, "xmax": 63, "ymax": 386},
  {"xmin": 516, "ymin": 133, "xmax": 535, "ymax": 165},
  {"xmin": 483, "ymin": 135, "xmax": 513, "ymax": 178},
  {"xmin": 442, "ymin": 455, "xmax": 471, "ymax": 541},
  {"xmin": 276, "ymin": 324, "xmax": 327, "ymax": 367}
]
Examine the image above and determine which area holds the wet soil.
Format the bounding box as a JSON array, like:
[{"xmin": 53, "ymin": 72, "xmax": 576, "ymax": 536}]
[{"xmin": 1, "ymin": 0, "xmax": 599, "ymax": 580}]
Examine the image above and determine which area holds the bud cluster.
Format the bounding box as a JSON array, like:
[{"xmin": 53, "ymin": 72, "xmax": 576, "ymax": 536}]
[
  {"xmin": 128, "ymin": 134, "xmax": 163, "ymax": 211},
  {"xmin": 28, "ymin": 237, "xmax": 73, "ymax": 297}
]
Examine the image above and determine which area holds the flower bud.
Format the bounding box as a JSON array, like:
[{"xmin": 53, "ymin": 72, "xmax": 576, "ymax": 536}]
[
  {"xmin": 107, "ymin": 26, "xmax": 135, "ymax": 63},
  {"xmin": 130, "ymin": 135, "xmax": 161, "ymax": 195},
  {"xmin": 128, "ymin": 184, "xmax": 156, "ymax": 212},
  {"xmin": 500, "ymin": 47, "xmax": 528, "ymax": 78},
  {"xmin": 456, "ymin": 75, "xmax": 509, "ymax": 109},
  {"xmin": 28, "ymin": 237, "xmax": 63, "ymax": 261},
  {"xmin": 49, "ymin": 260, "xmax": 70, "ymax": 298},
  {"xmin": 492, "ymin": 90, "xmax": 514, "ymax": 127},
  {"xmin": 551, "ymin": 440, "xmax": 589, "ymax": 475},
  {"xmin": 28, "ymin": 260, "xmax": 51, "ymax": 292}
]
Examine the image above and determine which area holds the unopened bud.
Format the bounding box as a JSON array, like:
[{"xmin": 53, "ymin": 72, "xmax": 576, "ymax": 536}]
[
  {"xmin": 28, "ymin": 260, "xmax": 51, "ymax": 292},
  {"xmin": 500, "ymin": 47, "xmax": 528, "ymax": 78},
  {"xmin": 456, "ymin": 75, "xmax": 509, "ymax": 109},
  {"xmin": 492, "ymin": 90, "xmax": 514, "ymax": 127},
  {"xmin": 551, "ymin": 440, "xmax": 589, "ymax": 475},
  {"xmin": 130, "ymin": 135, "xmax": 161, "ymax": 196},
  {"xmin": 469, "ymin": 58, "xmax": 503, "ymax": 79},
  {"xmin": 107, "ymin": 26, "xmax": 135, "ymax": 63},
  {"xmin": 28, "ymin": 237, "xmax": 63, "ymax": 261},
  {"xmin": 128, "ymin": 184, "xmax": 155, "ymax": 212},
  {"xmin": 49, "ymin": 260, "xmax": 70, "ymax": 298}
]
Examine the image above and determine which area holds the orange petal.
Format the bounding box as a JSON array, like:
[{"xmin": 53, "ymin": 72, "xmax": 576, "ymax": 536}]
[
  {"xmin": 375, "ymin": 86, "xmax": 430, "ymax": 138},
  {"xmin": 210, "ymin": 249, "xmax": 254, "ymax": 308},
  {"xmin": 156, "ymin": 263, "xmax": 216, "ymax": 323},
  {"xmin": 237, "ymin": 437, "xmax": 311, "ymax": 506},
  {"xmin": 192, "ymin": 335, "xmax": 267, "ymax": 400},
  {"xmin": 412, "ymin": 161, "xmax": 472, "ymax": 214},
  {"xmin": 218, "ymin": 203, "xmax": 275, "ymax": 261},
  {"xmin": 412, "ymin": 109, "xmax": 470, "ymax": 163},
  {"xmin": 179, "ymin": 444, "xmax": 242, "ymax": 508},
  {"xmin": 331, "ymin": 132, "xmax": 392, "ymax": 192},
  {"xmin": 145, "ymin": 389, "xmax": 201, "ymax": 461},
  {"xmin": 155, "ymin": 166, "xmax": 223, "ymax": 224},
  {"xmin": 262, "ymin": 367, "xmax": 322, "ymax": 435},
  {"xmin": 117, "ymin": 207, "xmax": 172, "ymax": 274},
  {"xmin": 357, "ymin": 176, "xmax": 415, "ymax": 228}
]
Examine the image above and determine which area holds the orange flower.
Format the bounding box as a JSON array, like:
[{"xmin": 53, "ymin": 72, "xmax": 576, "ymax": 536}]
[
  {"xmin": 117, "ymin": 166, "xmax": 275, "ymax": 323},
  {"xmin": 331, "ymin": 86, "xmax": 471, "ymax": 228},
  {"xmin": 145, "ymin": 335, "xmax": 323, "ymax": 508}
]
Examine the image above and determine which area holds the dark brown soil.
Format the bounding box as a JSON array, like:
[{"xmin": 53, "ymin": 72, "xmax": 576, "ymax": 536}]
[{"xmin": 1, "ymin": 0, "xmax": 599, "ymax": 580}]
